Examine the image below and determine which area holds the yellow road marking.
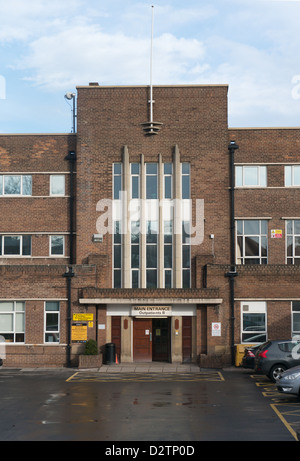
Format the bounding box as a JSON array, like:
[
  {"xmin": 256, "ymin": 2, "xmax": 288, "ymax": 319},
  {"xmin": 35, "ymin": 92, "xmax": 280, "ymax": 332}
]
[{"xmin": 270, "ymin": 404, "xmax": 298, "ymax": 441}]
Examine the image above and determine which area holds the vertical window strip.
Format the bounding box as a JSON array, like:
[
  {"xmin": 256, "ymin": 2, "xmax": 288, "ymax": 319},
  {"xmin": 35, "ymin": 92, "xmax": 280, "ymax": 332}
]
[
  {"xmin": 113, "ymin": 220, "xmax": 122, "ymax": 288},
  {"xmin": 131, "ymin": 220, "xmax": 140, "ymax": 288},
  {"xmin": 182, "ymin": 221, "xmax": 191, "ymax": 288},
  {"xmin": 286, "ymin": 220, "xmax": 300, "ymax": 265}
]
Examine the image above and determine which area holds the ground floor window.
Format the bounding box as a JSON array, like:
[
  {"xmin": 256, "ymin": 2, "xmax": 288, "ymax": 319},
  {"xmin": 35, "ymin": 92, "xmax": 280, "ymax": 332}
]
[
  {"xmin": 241, "ymin": 301, "xmax": 267, "ymax": 343},
  {"xmin": 45, "ymin": 301, "xmax": 60, "ymax": 343},
  {"xmin": 0, "ymin": 301, "xmax": 25, "ymax": 343},
  {"xmin": 292, "ymin": 301, "xmax": 300, "ymax": 337}
]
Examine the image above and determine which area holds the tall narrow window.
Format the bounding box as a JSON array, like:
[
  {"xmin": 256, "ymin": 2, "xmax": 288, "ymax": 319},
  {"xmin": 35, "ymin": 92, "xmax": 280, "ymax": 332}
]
[
  {"xmin": 164, "ymin": 220, "xmax": 173, "ymax": 288},
  {"xmin": 241, "ymin": 302, "xmax": 267, "ymax": 343},
  {"xmin": 146, "ymin": 221, "xmax": 158, "ymax": 288},
  {"xmin": 182, "ymin": 221, "xmax": 191, "ymax": 288},
  {"xmin": 146, "ymin": 163, "xmax": 158, "ymax": 199},
  {"xmin": 131, "ymin": 220, "xmax": 140, "ymax": 288},
  {"xmin": 164, "ymin": 163, "xmax": 172, "ymax": 199},
  {"xmin": 237, "ymin": 220, "xmax": 268, "ymax": 265},
  {"xmin": 45, "ymin": 301, "xmax": 60, "ymax": 343},
  {"xmin": 113, "ymin": 221, "xmax": 122, "ymax": 288},
  {"xmin": 50, "ymin": 235, "xmax": 64, "ymax": 256},
  {"xmin": 286, "ymin": 220, "xmax": 300, "ymax": 265},
  {"xmin": 113, "ymin": 163, "xmax": 122, "ymax": 199},
  {"xmin": 131, "ymin": 163, "xmax": 140, "ymax": 199},
  {"xmin": 182, "ymin": 163, "xmax": 190, "ymax": 199}
]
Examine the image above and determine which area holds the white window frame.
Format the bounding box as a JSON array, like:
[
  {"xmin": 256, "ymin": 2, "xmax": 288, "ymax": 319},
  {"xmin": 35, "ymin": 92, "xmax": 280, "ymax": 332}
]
[
  {"xmin": 235, "ymin": 165, "xmax": 267, "ymax": 187},
  {"xmin": 0, "ymin": 175, "xmax": 32, "ymax": 196},
  {"xmin": 241, "ymin": 301, "xmax": 267, "ymax": 344},
  {"xmin": 50, "ymin": 175, "xmax": 65, "ymax": 196},
  {"xmin": 0, "ymin": 301, "xmax": 25, "ymax": 343},
  {"xmin": 44, "ymin": 301, "xmax": 60, "ymax": 343},
  {"xmin": 50, "ymin": 235, "xmax": 65, "ymax": 256},
  {"xmin": 285, "ymin": 165, "xmax": 300, "ymax": 187},
  {"xmin": 286, "ymin": 220, "xmax": 300, "ymax": 265},
  {"xmin": 0, "ymin": 235, "xmax": 31, "ymax": 257},
  {"xmin": 236, "ymin": 220, "xmax": 268, "ymax": 265}
]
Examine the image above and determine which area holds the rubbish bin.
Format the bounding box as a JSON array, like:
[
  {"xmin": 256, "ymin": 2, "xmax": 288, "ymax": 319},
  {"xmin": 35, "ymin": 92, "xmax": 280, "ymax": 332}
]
[{"xmin": 105, "ymin": 343, "xmax": 116, "ymax": 364}]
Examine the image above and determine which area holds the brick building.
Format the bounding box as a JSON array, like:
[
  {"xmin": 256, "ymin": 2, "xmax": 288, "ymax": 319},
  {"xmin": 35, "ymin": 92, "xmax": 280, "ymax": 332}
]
[{"xmin": 0, "ymin": 84, "xmax": 299, "ymax": 368}]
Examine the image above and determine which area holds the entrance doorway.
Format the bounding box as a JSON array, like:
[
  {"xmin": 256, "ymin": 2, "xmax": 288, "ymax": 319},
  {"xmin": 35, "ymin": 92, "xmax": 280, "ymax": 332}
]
[{"xmin": 133, "ymin": 317, "xmax": 171, "ymax": 362}]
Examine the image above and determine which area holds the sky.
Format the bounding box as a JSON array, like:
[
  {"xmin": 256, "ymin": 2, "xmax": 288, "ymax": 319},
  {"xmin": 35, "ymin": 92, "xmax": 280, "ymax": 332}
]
[{"xmin": 1, "ymin": 0, "xmax": 300, "ymax": 133}]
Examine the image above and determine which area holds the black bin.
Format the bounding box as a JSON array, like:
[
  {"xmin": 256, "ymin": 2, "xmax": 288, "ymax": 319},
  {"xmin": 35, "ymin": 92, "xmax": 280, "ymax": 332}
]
[{"xmin": 105, "ymin": 343, "xmax": 116, "ymax": 364}]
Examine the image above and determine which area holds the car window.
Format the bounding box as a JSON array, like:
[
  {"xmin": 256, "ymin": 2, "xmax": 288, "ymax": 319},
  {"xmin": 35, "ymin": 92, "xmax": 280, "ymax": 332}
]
[{"xmin": 278, "ymin": 342, "xmax": 297, "ymax": 352}]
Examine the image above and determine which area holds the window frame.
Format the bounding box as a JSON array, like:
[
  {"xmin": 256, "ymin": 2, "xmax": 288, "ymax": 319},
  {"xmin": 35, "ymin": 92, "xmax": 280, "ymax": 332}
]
[
  {"xmin": 50, "ymin": 175, "xmax": 65, "ymax": 196},
  {"xmin": 235, "ymin": 165, "xmax": 267, "ymax": 188},
  {"xmin": 241, "ymin": 301, "xmax": 267, "ymax": 344},
  {"xmin": 0, "ymin": 174, "xmax": 32, "ymax": 196},
  {"xmin": 286, "ymin": 220, "xmax": 300, "ymax": 265},
  {"xmin": 49, "ymin": 235, "xmax": 65, "ymax": 257},
  {"xmin": 285, "ymin": 165, "xmax": 300, "ymax": 187},
  {"xmin": 236, "ymin": 219, "xmax": 268, "ymax": 265},
  {"xmin": 44, "ymin": 301, "xmax": 60, "ymax": 343},
  {"xmin": 292, "ymin": 301, "xmax": 300, "ymax": 337},
  {"xmin": 0, "ymin": 301, "xmax": 25, "ymax": 343},
  {"xmin": 0, "ymin": 235, "xmax": 31, "ymax": 257}
]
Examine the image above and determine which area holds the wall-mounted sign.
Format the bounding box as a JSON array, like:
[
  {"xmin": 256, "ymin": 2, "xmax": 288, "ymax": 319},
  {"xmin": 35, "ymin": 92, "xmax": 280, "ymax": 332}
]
[
  {"xmin": 132, "ymin": 306, "xmax": 172, "ymax": 317},
  {"xmin": 212, "ymin": 322, "xmax": 221, "ymax": 337},
  {"xmin": 271, "ymin": 229, "xmax": 282, "ymax": 239},
  {"xmin": 73, "ymin": 313, "xmax": 94, "ymax": 321},
  {"xmin": 72, "ymin": 324, "xmax": 87, "ymax": 342}
]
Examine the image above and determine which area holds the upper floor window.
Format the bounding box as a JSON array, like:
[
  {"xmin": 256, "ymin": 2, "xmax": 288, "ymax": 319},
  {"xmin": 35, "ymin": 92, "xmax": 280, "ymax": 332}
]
[
  {"xmin": 164, "ymin": 163, "xmax": 173, "ymax": 199},
  {"xmin": 131, "ymin": 163, "xmax": 140, "ymax": 199},
  {"xmin": 0, "ymin": 175, "xmax": 32, "ymax": 196},
  {"xmin": 237, "ymin": 220, "xmax": 268, "ymax": 264},
  {"xmin": 285, "ymin": 165, "xmax": 300, "ymax": 187},
  {"xmin": 235, "ymin": 166, "xmax": 267, "ymax": 187},
  {"xmin": 146, "ymin": 163, "xmax": 158, "ymax": 199},
  {"xmin": 286, "ymin": 220, "xmax": 300, "ymax": 265},
  {"xmin": 182, "ymin": 163, "xmax": 190, "ymax": 199},
  {"xmin": 113, "ymin": 164, "xmax": 122, "ymax": 199},
  {"xmin": 50, "ymin": 175, "xmax": 65, "ymax": 196},
  {"xmin": 0, "ymin": 235, "xmax": 31, "ymax": 256},
  {"xmin": 50, "ymin": 235, "xmax": 64, "ymax": 256}
]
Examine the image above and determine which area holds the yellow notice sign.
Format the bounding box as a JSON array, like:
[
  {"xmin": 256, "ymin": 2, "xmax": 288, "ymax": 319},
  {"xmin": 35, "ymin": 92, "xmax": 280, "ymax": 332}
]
[
  {"xmin": 72, "ymin": 325, "xmax": 87, "ymax": 342},
  {"xmin": 73, "ymin": 313, "xmax": 93, "ymax": 321}
]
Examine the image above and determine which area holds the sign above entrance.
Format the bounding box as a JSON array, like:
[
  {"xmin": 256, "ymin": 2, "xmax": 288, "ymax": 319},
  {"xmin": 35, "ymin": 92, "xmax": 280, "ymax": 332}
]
[{"xmin": 132, "ymin": 306, "xmax": 172, "ymax": 317}]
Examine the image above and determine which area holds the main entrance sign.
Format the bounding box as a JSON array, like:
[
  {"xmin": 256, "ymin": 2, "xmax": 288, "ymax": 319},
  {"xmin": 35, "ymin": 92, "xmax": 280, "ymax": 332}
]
[{"xmin": 132, "ymin": 305, "xmax": 172, "ymax": 317}]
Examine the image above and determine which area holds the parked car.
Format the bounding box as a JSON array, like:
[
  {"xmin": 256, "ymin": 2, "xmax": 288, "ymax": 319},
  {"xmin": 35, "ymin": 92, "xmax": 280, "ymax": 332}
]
[
  {"xmin": 254, "ymin": 339, "xmax": 300, "ymax": 382},
  {"xmin": 242, "ymin": 345, "xmax": 260, "ymax": 369},
  {"xmin": 276, "ymin": 364, "xmax": 300, "ymax": 397}
]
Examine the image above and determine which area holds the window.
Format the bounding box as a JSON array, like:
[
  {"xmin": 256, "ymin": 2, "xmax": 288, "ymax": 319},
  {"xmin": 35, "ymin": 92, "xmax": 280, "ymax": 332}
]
[
  {"xmin": 146, "ymin": 221, "xmax": 158, "ymax": 288},
  {"xmin": 241, "ymin": 302, "xmax": 267, "ymax": 343},
  {"xmin": 235, "ymin": 166, "xmax": 267, "ymax": 187},
  {"xmin": 292, "ymin": 301, "xmax": 300, "ymax": 337},
  {"xmin": 50, "ymin": 236, "xmax": 64, "ymax": 256},
  {"xmin": 50, "ymin": 175, "xmax": 65, "ymax": 195},
  {"xmin": 286, "ymin": 220, "xmax": 300, "ymax": 265},
  {"xmin": 113, "ymin": 221, "xmax": 122, "ymax": 288},
  {"xmin": 285, "ymin": 165, "xmax": 300, "ymax": 187},
  {"xmin": 237, "ymin": 220, "xmax": 268, "ymax": 264},
  {"xmin": 131, "ymin": 163, "xmax": 140, "ymax": 199},
  {"xmin": 0, "ymin": 175, "xmax": 32, "ymax": 196},
  {"xmin": 182, "ymin": 163, "xmax": 190, "ymax": 199},
  {"xmin": 0, "ymin": 301, "xmax": 25, "ymax": 343},
  {"xmin": 0, "ymin": 235, "xmax": 31, "ymax": 256},
  {"xmin": 146, "ymin": 163, "xmax": 158, "ymax": 199},
  {"xmin": 182, "ymin": 221, "xmax": 191, "ymax": 288},
  {"xmin": 164, "ymin": 163, "xmax": 173, "ymax": 199},
  {"xmin": 45, "ymin": 302, "xmax": 60, "ymax": 343},
  {"xmin": 131, "ymin": 220, "xmax": 140, "ymax": 288},
  {"xmin": 164, "ymin": 220, "xmax": 173, "ymax": 288}
]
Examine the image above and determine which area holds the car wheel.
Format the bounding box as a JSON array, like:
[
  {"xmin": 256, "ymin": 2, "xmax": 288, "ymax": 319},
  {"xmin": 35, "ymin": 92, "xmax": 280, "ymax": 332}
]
[{"xmin": 269, "ymin": 364, "xmax": 287, "ymax": 382}]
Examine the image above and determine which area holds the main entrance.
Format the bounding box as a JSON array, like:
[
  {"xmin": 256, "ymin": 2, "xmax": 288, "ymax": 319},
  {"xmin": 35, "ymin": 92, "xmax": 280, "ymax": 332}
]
[{"xmin": 133, "ymin": 318, "xmax": 171, "ymax": 362}]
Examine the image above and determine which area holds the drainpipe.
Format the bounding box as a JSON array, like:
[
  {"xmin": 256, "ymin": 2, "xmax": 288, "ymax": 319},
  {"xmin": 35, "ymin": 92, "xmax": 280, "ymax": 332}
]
[
  {"xmin": 226, "ymin": 141, "xmax": 239, "ymax": 366},
  {"xmin": 63, "ymin": 150, "xmax": 76, "ymax": 367}
]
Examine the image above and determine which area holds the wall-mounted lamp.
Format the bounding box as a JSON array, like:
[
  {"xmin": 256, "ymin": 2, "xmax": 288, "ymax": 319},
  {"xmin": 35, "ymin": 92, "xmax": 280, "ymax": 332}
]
[{"xmin": 64, "ymin": 92, "xmax": 76, "ymax": 133}]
